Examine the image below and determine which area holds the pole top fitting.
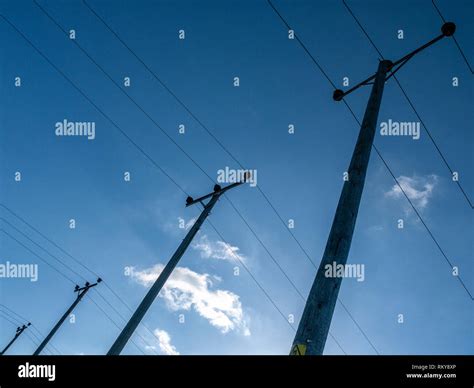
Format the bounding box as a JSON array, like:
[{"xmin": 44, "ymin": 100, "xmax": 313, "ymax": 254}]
[
  {"xmin": 333, "ymin": 89, "xmax": 344, "ymax": 101},
  {"xmin": 382, "ymin": 59, "xmax": 393, "ymax": 69},
  {"xmin": 441, "ymin": 22, "xmax": 456, "ymax": 37}
]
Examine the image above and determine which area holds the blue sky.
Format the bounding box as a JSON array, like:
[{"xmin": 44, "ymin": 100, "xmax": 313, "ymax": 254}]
[{"xmin": 0, "ymin": 0, "xmax": 472, "ymax": 355}]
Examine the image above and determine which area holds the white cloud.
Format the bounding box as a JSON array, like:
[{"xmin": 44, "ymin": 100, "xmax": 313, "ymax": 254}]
[
  {"xmin": 385, "ymin": 174, "xmax": 438, "ymax": 209},
  {"xmin": 192, "ymin": 235, "xmax": 246, "ymax": 263},
  {"xmin": 131, "ymin": 264, "xmax": 250, "ymax": 336},
  {"xmin": 151, "ymin": 329, "xmax": 179, "ymax": 355}
]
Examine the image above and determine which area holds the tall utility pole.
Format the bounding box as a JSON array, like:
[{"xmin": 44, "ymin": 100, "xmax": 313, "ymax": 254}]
[
  {"xmin": 33, "ymin": 279, "xmax": 101, "ymax": 355},
  {"xmin": 108, "ymin": 179, "xmax": 247, "ymax": 355},
  {"xmin": 291, "ymin": 22, "xmax": 456, "ymax": 356},
  {"xmin": 0, "ymin": 323, "xmax": 30, "ymax": 355}
]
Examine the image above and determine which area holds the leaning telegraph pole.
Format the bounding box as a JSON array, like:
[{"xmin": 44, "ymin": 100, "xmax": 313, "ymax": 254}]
[
  {"xmin": 107, "ymin": 179, "xmax": 247, "ymax": 355},
  {"xmin": 33, "ymin": 279, "xmax": 101, "ymax": 355},
  {"xmin": 0, "ymin": 323, "xmax": 30, "ymax": 355},
  {"xmin": 291, "ymin": 22, "xmax": 456, "ymax": 356}
]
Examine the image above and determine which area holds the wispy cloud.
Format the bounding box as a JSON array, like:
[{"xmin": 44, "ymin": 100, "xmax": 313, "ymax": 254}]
[
  {"xmin": 131, "ymin": 264, "xmax": 250, "ymax": 336},
  {"xmin": 148, "ymin": 329, "xmax": 179, "ymax": 355},
  {"xmin": 192, "ymin": 235, "xmax": 246, "ymax": 263},
  {"xmin": 385, "ymin": 174, "xmax": 438, "ymax": 210}
]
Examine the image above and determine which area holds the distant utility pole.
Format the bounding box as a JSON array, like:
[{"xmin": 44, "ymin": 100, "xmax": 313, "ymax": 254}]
[
  {"xmin": 0, "ymin": 323, "xmax": 31, "ymax": 355},
  {"xmin": 33, "ymin": 279, "xmax": 101, "ymax": 355},
  {"xmin": 108, "ymin": 179, "xmax": 247, "ymax": 355},
  {"xmin": 291, "ymin": 22, "xmax": 456, "ymax": 356}
]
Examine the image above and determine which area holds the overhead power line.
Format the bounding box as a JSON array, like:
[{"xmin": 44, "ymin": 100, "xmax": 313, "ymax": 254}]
[
  {"xmin": 0, "ymin": 305, "xmax": 61, "ymax": 354},
  {"xmin": 0, "ymin": 205, "xmax": 165, "ymax": 354},
  {"xmin": 342, "ymin": 0, "xmax": 474, "ymax": 209},
  {"xmin": 1, "ymin": 12, "xmax": 351, "ymax": 353},
  {"xmin": 340, "ymin": 0, "xmax": 474, "ymax": 298},
  {"xmin": 431, "ymin": 0, "xmax": 474, "ymax": 74},
  {"xmin": 266, "ymin": 0, "xmax": 473, "ymax": 301},
  {"xmin": 75, "ymin": 0, "xmax": 366, "ymax": 352},
  {"xmin": 81, "ymin": 0, "xmax": 320, "ymax": 269}
]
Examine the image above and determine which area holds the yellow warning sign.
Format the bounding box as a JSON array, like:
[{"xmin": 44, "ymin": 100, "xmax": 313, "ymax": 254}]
[{"xmin": 290, "ymin": 344, "xmax": 307, "ymax": 356}]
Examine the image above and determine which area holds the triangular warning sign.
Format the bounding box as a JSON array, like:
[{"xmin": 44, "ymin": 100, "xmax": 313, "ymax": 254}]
[{"xmin": 290, "ymin": 344, "xmax": 307, "ymax": 355}]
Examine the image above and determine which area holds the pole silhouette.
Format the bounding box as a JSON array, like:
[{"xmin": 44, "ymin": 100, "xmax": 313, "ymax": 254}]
[
  {"xmin": 108, "ymin": 180, "xmax": 247, "ymax": 355},
  {"xmin": 291, "ymin": 22, "xmax": 456, "ymax": 355},
  {"xmin": 0, "ymin": 323, "xmax": 30, "ymax": 355},
  {"xmin": 33, "ymin": 280, "xmax": 101, "ymax": 355}
]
